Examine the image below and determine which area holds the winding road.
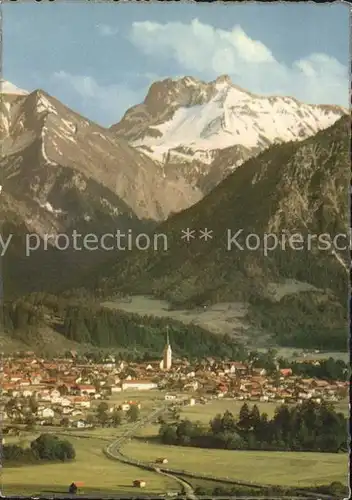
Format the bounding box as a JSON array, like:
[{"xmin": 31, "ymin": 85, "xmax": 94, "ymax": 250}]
[
  {"xmin": 104, "ymin": 403, "xmax": 337, "ymax": 500},
  {"xmin": 105, "ymin": 404, "xmax": 197, "ymax": 499}
]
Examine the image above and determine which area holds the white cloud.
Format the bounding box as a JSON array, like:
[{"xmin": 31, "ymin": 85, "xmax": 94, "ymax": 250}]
[
  {"xmin": 96, "ymin": 24, "xmax": 119, "ymax": 37},
  {"xmin": 220, "ymin": 25, "xmax": 275, "ymax": 64},
  {"xmin": 129, "ymin": 19, "xmax": 348, "ymax": 107},
  {"xmin": 52, "ymin": 71, "xmax": 142, "ymax": 124}
]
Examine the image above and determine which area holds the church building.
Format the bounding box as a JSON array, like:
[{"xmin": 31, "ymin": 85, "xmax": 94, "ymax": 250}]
[{"xmin": 160, "ymin": 327, "xmax": 172, "ymax": 371}]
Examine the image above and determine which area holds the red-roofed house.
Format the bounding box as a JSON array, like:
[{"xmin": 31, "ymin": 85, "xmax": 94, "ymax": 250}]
[{"xmin": 76, "ymin": 385, "xmax": 96, "ymax": 395}]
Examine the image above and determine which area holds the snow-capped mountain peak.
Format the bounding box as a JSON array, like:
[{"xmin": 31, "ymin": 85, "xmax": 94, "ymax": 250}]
[
  {"xmin": 0, "ymin": 79, "xmax": 29, "ymax": 96},
  {"xmin": 110, "ymin": 75, "xmax": 347, "ymax": 173},
  {"xmin": 214, "ymin": 74, "xmax": 233, "ymax": 87}
]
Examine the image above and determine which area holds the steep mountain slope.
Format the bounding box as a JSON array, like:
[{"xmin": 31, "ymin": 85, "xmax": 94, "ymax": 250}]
[
  {"xmin": 0, "ymin": 83, "xmax": 201, "ymax": 223},
  {"xmin": 95, "ymin": 116, "xmax": 349, "ymax": 348},
  {"xmin": 0, "ymin": 81, "xmax": 201, "ymax": 297},
  {"xmin": 111, "ymin": 75, "xmax": 347, "ymax": 193},
  {"xmin": 0, "ymin": 189, "xmax": 138, "ymax": 298}
]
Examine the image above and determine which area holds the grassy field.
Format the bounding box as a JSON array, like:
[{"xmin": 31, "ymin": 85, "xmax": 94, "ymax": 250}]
[
  {"xmin": 3, "ymin": 394, "xmax": 348, "ymax": 495},
  {"xmin": 179, "ymin": 398, "xmax": 350, "ymax": 422},
  {"xmin": 2, "ymin": 388, "xmax": 169, "ymax": 496},
  {"xmin": 182, "ymin": 400, "xmax": 282, "ymax": 421},
  {"xmin": 2, "ymin": 434, "xmax": 177, "ymax": 496},
  {"xmin": 107, "ymin": 389, "xmax": 166, "ymax": 410},
  {"xmin": 118, "ymin": 397, "xmax": 349, "ymax": 489},
  {"xmin": 88, "ymin": 389, "xmax": 166, "ymax": 418},
  {"xmin": 122, "ymin": 438, "xmax": 348, "ymax": 488},
  {"xmin": 103, "ymin": 297, "xmax": 250, "ymax": 342},
  {"xmin": 102, "ymin": 295, "xmax": 349, "ymax": 361}
]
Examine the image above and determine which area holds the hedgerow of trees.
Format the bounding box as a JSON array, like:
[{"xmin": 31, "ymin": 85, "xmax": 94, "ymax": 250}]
[
  {"xmin": 3, "ymin": 433, "xmax": 75, "ymax": 464},
  {"xmin": 159, "ymin": 400, "xmax": 347, "ymax": 453}
]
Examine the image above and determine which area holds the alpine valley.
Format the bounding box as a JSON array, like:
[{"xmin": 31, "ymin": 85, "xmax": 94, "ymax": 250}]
[{"xmin": 0, "ymin": 76, "xmax": 349, "ymax": 355}]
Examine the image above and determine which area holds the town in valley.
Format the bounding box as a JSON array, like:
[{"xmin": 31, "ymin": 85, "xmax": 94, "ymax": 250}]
[
  {"xmin": 1, "ymin": 335, "xmax": 348, "ymax": 430},
  {"xmin": 0, "ymin": 1, "xmax": 349, "ymax": 498}
]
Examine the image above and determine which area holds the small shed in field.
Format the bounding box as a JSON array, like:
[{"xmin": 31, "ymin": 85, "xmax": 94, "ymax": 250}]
[
  {"xmin": 68, "ymin": 483, "xmax": 77, "ymax": 494},
  {"xmin": 133, "ymin": 479, "xmax": 146, "ymax": 488},
  {"xmin": 68, "ymin": 481, "xmax": 84, "ymax": 494}
]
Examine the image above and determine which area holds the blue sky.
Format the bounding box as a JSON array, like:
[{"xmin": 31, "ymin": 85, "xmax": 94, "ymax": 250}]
[{"xmin": 3, "ymin": 2, "xmax": 349, "ymax": 126}]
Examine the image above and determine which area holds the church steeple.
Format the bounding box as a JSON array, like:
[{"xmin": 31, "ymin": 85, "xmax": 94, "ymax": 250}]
[{"xmin": 161, "ymin": 325, "xmax": 172, "ymax": 371}]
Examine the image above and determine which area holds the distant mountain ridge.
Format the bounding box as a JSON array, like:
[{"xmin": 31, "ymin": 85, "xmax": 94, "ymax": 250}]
[{"xmin": 0, "ymin": 77, "xmax": 348, "ymax": 304}]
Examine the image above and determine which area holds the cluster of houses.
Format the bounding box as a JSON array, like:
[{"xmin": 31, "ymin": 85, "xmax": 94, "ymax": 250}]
[
  {"xmin": 0, "ymin": 353, "xmax": 151, "ymax": 428},
  {"xmin": 208, "ymin": 365, "xmax": 348, "ymax": 405},
  {"xmin": 162, "ymin": 362, "xmax": 348, "ymax": 406},
  {"xmin": 0, "ymin": 351, "xmax": 348, "ymax": 430}
]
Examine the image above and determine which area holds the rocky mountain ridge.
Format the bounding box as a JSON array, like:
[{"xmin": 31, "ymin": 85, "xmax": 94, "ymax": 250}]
[
  {"xmin": 111, "ymin": 75, "xmax": 347, "ymax": 192},
  {"xmin": 93, "ymin": 116, "xmax": 349, "ymax": 348},
  {"xmin": 0, "ymin": 84, "xmax": 201, "ymax": 229},
  {"xmin": 0, "ymin": 82, "xmax": 200, "ymax": 296},
  {"xmin": 0, "ymin": 78, "xmax": 348, "ymax": 305}
]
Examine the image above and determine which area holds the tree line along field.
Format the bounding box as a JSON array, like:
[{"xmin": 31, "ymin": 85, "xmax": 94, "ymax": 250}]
[
  {"xmin": 2, "ymin": 434, "xmax": 177, "ymax": 496},
  {"xmin": 120, "ymin": 398, "xmax": 348, "ymax": 488}
]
